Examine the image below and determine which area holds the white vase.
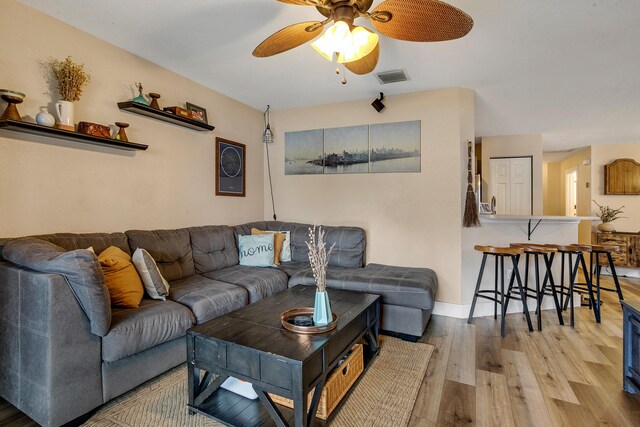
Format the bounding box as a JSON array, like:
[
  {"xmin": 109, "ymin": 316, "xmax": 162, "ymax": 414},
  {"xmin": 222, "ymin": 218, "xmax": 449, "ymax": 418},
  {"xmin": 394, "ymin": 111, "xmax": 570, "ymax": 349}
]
[
  {"xmin": 54, "ymin": 100, "xmax": 74, "ymax": 130},
  {"xmin": 35, "ymin": 107, "xmax": 55, "ymax": 127},
  {"xmin": 597, "ymin": 222, "xmax": 615, "ymax": 232}
]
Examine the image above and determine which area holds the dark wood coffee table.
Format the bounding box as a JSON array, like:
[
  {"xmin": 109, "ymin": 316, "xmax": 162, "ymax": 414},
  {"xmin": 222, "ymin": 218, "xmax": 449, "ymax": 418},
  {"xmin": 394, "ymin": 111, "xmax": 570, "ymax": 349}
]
[{"xmin": 186, "ymin": 285, "xmax": 380, "ymax": 427}]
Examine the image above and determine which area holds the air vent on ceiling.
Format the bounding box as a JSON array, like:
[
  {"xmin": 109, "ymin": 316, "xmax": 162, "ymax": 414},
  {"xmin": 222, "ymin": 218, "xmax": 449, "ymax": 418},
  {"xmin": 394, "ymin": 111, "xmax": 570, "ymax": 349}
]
[{"xmin": 376, "ymin": 69, "xmax": 409, "ymax": 85}]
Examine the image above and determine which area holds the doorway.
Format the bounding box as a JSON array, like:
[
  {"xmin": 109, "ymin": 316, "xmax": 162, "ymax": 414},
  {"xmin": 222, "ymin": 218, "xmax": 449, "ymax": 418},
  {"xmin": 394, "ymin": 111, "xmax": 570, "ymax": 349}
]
[{"xmin": 566, "ymin": 169, "xmax": 578, "ymax": 216}]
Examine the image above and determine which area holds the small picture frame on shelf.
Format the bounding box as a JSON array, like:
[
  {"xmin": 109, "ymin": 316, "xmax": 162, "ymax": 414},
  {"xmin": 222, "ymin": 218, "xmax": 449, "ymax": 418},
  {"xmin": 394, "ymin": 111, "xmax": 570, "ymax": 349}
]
[
  {"xmin": 479, "ymin": 202, "xmax": 493, "ymax": 214},
  {"xmin": 215, "ymin": 137, "xmax": 245, "ymax": 197},
  {"xmin": 186, "ymin": 102, "xmax": 207, "ymax": 123}
]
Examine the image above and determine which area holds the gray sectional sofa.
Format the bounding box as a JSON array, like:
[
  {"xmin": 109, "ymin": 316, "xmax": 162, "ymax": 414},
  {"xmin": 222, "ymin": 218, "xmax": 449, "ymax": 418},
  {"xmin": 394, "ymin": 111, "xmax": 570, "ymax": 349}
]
[{"xmin": 0, "ymin": 221, "xmax": 437, "ymax": 426}]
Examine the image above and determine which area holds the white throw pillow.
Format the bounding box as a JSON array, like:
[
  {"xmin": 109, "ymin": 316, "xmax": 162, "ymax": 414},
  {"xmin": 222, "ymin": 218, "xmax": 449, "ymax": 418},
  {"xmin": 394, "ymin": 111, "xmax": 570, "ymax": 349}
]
[
  {"xmin": 238, "ymin": 234, "xmax": 276, "ymax": 267},
  {"xmin": 132, "ymin": 247, "xmax": 170, "ymax": 300}
]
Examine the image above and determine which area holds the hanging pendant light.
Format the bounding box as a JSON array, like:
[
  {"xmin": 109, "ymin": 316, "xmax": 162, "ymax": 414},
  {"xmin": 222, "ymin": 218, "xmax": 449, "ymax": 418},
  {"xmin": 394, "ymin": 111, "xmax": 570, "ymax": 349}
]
[{"xmin": 263, "ymin": 105, "xmax": 273, "ymax": 144}]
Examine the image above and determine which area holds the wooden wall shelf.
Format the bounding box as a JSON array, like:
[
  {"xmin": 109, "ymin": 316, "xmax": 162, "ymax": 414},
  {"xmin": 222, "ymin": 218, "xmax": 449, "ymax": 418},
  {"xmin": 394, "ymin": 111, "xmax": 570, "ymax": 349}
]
[
  {"xmin": 0, "ymin": 119, "xmax": 148, "ymax": 151},
  {"xmin": 117, "ymin": 101, "xmax": 215, "ymax": 131},
  {"xmin": 604, "ymin": 158, "xmax": 640, "ymax": 195}
]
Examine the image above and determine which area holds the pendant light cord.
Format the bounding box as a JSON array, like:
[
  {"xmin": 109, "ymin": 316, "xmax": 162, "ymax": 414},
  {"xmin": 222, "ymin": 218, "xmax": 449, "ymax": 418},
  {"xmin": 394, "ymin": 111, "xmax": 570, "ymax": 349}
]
[{"xmin": 264, "ymin": 105, "xmax": 277, "ymax": 220}]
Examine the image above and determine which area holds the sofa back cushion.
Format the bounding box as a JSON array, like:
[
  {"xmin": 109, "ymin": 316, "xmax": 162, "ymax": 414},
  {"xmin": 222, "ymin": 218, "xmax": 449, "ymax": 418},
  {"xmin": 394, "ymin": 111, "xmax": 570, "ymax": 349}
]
[
  {"xmin": 28, "ymin": 232, "xmax": 130, "ymax": 255},
  {"xmin": 126, "ymin": 229, "xmax": 195, "ymax": 282},
  {"xmin": 2, "ymin": 237, "xmax": 112, "ymax": 336},
  {"xmin": 233, "ymin": 221, "xmax": 268, "ymax": 237},
  {"xmin": 188, "ymin": 225, "xmax": 239, "ymax": 274},
  {"xmin": 264, "ymin": 221, "xmax": 366, "ymax": 268}
]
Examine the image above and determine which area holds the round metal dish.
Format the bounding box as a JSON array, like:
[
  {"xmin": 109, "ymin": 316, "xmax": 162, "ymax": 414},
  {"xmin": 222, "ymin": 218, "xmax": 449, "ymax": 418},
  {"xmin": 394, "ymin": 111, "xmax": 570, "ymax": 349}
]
[{"xmin": 281, "ymin": 307, "xmax": 338, "ymax": 334}]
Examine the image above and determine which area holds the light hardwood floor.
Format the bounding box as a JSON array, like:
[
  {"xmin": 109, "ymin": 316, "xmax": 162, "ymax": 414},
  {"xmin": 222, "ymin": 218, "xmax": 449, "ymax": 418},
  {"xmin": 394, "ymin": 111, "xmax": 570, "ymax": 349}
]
[
  {"xmin": 410, "ymin": 274, "xmax": 640, "ymax": 426},
  {"xmin": 1, "ymin": 276, "xmax": 639, "ymax": 426}
]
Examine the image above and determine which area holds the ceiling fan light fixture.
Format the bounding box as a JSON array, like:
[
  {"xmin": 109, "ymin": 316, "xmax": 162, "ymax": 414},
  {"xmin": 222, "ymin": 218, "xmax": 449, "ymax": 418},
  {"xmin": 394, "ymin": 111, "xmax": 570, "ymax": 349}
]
[{"xmin": 311, "ymin": 21, "xmax": 378, "ymax": 64}]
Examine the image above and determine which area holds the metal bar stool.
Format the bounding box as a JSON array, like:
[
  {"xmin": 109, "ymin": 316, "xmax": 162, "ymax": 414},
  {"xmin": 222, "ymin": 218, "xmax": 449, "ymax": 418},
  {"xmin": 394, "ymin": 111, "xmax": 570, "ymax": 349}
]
[
  {"xmin": 576, "ymin": 244, "xmax": 625, "ymax": 323},
  {"xmin": 546, "ymin": 244, "xmax": 594, "ymax": 327},
  {"xmin": 468, "ymin": 245, "xmax": 534, "ymax": 337},
  {"xmin": 505, "ymin": 244, "xmax": 564, "ymax": 331}
]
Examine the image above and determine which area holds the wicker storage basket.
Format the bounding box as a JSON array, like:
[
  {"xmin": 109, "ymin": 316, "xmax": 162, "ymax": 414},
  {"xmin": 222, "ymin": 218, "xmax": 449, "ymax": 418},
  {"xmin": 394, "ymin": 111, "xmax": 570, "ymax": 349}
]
[{"xmin": 270, "ymin": 343, "xmax": 364, "ymax": 420}]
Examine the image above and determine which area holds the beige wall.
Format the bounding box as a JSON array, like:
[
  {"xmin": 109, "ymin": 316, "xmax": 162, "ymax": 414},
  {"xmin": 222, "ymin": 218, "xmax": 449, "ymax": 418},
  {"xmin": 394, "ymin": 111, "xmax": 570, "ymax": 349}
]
[
  {"xmin": 543, "ymin": 162, "xmax": 563, "ymax": 215},
  {"xmin": 0, "ymin": 1, "xmax": 264, "ymax": 236},
  {"xmin": 268, "ymin": 88, "xmax": 475, "ymax": 304},
  {"xmin": 592, "ymin": 143, "xmax": 640, "ymax": 232},
  {"xmin": 480, "ymin": 134, "xmax": 543, "ymax": 214}
]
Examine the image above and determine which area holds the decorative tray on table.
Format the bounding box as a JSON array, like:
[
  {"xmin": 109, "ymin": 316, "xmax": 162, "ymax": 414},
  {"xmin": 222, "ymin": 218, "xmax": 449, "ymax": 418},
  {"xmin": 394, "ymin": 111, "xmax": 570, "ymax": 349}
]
[{"xmin": 280, "ymin": 307, "xmax": 338, "ymax": 334}]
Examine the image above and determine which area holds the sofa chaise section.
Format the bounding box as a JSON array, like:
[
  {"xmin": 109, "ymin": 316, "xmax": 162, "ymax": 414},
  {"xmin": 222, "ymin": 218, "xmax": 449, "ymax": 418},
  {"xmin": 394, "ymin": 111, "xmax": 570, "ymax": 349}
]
[{"xmin": 288, "ymin": 263, "xmax": 437, "ymax": 337}]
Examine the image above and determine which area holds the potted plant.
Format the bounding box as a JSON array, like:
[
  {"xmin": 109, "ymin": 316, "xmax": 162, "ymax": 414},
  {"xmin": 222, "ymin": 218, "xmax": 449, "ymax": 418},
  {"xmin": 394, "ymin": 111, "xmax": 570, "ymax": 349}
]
[
  {"xmin": 48, "ymin": 56, "xmax": 91, "ymax": 131},
  {"xmin": 594, "ymin": 200, "xmax": 625, "ymax": 232},
  {"xmin": 306, "ymin": 225, "xmax": 335, "ymax": 326}
]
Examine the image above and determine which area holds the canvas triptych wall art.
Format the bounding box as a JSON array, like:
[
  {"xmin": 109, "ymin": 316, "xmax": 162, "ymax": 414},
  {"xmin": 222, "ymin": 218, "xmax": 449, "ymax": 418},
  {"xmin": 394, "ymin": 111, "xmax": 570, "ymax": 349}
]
[{"xmin": 284, "ymin": 120, "xmax": 421, "ymax": 175}]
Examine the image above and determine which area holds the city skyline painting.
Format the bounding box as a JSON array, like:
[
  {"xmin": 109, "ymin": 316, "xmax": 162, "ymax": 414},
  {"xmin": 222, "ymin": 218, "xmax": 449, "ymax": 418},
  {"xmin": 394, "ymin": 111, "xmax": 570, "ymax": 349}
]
[{"xmin": 284, "ymin": 120, "xmax": 421, "ymax": 175}]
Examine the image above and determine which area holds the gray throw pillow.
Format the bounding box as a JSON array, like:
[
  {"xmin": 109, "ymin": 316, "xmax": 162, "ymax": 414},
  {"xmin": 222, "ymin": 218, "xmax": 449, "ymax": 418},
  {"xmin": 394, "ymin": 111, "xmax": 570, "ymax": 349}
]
[
  {"xmin": 132, "ymin": 247, "xmax": 169, "ymax": 300},
  {"xmin": 2, "ymin": 237, "xmax": 111, "ymax": 336}
]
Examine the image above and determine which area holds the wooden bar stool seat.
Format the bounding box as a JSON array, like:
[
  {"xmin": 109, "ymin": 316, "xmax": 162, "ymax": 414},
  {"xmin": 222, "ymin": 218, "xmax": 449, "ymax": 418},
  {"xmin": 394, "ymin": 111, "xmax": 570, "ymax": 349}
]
[{"xmin": 468, "ymin": 246, "xmax": 533, "ymax": 337}]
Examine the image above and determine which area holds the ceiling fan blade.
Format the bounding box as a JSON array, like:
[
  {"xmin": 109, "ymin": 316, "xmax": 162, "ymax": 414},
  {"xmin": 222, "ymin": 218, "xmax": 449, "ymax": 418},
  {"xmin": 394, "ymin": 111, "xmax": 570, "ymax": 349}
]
[
  {"xmin": 371, "ymin": 0, "xmax": 473, "ymax": 42},
  {"xmin": 253, "ymin": 21, "xmax": 323, "ymax": 57},
  {"xmin": 344, "ymin": 42, "xmax": 380, "ymax": 75}
]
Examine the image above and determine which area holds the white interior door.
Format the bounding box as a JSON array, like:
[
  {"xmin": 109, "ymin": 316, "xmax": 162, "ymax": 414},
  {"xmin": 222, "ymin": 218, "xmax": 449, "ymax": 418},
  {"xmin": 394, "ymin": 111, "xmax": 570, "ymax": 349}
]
[
  {"xmin": 566, "ymin": 169, "xmax": 578, "ymax": 216},
  {"xmin": 490, "ymin": 159, "xmax": 509, "ymax": 214},
  {"xmin": 490, "ymin": 157, "xmax": 532, "ymax": 215}
]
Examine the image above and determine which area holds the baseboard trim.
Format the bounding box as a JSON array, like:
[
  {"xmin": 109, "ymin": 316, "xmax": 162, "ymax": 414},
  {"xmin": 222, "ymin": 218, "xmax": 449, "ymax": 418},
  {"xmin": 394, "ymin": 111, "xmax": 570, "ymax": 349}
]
[{"xmin": 433, "ymin": 296, "xmax": 580, "ymax": 319}]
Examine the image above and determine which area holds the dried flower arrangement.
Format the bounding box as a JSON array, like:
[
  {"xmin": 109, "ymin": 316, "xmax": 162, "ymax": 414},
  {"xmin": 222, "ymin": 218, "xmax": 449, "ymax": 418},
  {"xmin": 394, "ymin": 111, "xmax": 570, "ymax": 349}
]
[
  {"xmin": 593, "ymin": 200, "xmax": 626, "ymax": 223},
  {"xmin": 48, "ymin": 56, "xmax": 91, "ymax": 102},
  {"xmin": 306, "ymin": 225, "xmax": 335, "ymax": 292}
]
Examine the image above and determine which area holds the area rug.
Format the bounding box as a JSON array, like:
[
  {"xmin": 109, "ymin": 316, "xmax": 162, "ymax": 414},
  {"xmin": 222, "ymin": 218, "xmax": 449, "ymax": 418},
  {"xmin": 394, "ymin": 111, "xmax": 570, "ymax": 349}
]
[{"xmin": 84, "ymin": 336, "xmax": 433, "ymax": 427}]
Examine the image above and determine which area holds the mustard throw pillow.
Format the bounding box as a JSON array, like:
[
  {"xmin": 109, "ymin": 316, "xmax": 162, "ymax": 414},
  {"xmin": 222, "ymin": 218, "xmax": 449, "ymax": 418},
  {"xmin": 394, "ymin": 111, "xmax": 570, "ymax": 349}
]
[
  {"xmin": 251, "ymin": 228, "xmax": 286, "ymax": 265},
  {"xmin": 98, "ymin": 246, "xmax": 144, "ymax": 308}
]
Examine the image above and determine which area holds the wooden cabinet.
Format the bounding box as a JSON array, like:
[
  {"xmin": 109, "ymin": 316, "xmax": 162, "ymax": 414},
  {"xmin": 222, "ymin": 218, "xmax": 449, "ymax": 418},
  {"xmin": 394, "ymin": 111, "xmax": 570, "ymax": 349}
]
[
  {"xmin": 604, "ymin": 158, "xmax": 640, "ymax": 195},
  {"xmin": 595, "ymin": 232, "xmax": 640, "ymax": 268}
]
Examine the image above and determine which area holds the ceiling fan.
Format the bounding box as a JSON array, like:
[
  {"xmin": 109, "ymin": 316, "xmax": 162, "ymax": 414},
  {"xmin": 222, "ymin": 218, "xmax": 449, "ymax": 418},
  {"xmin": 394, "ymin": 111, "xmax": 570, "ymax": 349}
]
[{"xmin": 253, "ymin": 0, "xmax": 474, "ymax": 76}]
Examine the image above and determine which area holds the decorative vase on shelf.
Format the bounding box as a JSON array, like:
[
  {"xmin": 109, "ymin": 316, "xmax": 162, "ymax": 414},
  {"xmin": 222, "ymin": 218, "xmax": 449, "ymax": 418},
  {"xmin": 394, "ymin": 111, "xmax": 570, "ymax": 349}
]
[
  {"xmin": 132, "ymin": 82, "xmax": 149, "ymax": 105},
  {"xmin": 36, "ymin": 107, "xmax": 55, "ymax": 127},
  {"xmin": 597, "ymin": 222, "xmax": 615, "ymax": 233},
  {"xmin": 54, "ymin": 100, "xmax": 74, "ymax": 131},
  {"xmin": 313, "ymin": 290, "xmax": 332, "ymax": 326}
]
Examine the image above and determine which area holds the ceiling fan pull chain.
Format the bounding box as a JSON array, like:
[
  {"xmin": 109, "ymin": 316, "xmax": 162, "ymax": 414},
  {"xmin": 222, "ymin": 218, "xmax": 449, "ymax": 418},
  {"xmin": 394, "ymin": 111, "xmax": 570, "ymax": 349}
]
[{"xmin": 336, "ymin": 62, "xmax": 348, "ymax": 85}]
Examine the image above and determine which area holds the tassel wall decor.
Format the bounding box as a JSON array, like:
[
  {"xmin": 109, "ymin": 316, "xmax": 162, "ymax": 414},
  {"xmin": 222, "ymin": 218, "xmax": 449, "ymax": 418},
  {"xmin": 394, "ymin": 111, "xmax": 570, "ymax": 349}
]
[{"xmin": 463, "ymin": 140, "xmax": 481, "ymax": 227}]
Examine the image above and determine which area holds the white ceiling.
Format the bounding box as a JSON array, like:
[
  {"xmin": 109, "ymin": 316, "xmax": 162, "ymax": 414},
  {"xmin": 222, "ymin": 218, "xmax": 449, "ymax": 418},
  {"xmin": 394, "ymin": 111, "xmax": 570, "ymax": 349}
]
[{"xmin": 20, "ymin": 0, "xmax": 640, "ymax": 151}]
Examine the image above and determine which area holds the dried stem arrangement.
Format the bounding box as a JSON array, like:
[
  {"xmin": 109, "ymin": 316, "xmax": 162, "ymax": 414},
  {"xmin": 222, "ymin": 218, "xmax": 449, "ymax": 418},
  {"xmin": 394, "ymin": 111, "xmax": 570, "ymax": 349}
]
[
  {"xmin": 306, "ymin": 225, "xmax": 335, "ymax": 292},
  {"xmin": 48, "ymin": 56, "xmax": 91, "ymax": 102}
]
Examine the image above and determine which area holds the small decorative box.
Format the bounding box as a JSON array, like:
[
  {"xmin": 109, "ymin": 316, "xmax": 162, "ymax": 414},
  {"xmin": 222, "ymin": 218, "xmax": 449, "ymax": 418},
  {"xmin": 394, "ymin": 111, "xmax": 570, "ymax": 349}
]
[
  {"xmin": 77, "ymin": 121, "xmax": 111, "ymax": 138},
  {"xmin": 163, "ymin": 106, "xmax": 193, "ymax": 119}
]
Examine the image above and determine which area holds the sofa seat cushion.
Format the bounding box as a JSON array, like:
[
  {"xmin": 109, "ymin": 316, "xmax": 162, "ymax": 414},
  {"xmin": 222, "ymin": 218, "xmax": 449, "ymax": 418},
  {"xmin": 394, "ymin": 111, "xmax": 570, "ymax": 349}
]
[
  {"xmin": 168, "ymin": 275, "xmax": 248, "ymax": 324},
  {"xmin": 102, "ymin": 299, "xmax": 195, "ymax": 362},
  {"xmin": 276, "ymin": 261, "xmax": 311, "ymax": 278},
  {"xmin": 288, "ymin": 263, "xmax": 437, "ymax": 310},
  {"xmin": 202, "ymin": 265, "xmax": 288, "ymax": 304}
]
